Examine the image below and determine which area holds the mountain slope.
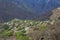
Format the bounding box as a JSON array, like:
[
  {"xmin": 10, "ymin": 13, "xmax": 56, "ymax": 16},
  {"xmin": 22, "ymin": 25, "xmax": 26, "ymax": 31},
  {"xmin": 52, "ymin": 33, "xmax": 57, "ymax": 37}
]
[
  {"xmin": 0, "ymin": 0, "xmax": 52, "ymax": 22},
  {"xmin": 0, "ymin": 0, "xmax": 60, "ymax": 22},
  {"xmin": 50, "ymin": 7, "xmax": 60, "ymax": 20}
]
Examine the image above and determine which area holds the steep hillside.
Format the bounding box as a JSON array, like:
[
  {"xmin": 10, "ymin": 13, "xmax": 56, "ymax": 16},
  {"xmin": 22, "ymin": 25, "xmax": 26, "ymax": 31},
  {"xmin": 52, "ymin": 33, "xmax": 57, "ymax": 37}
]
[
  {"xmin": 0, "ymin": 19, "xmax": 50, "ymax": 40},
  {"xmin": 50, "ymin": 7, "xmax": 60, "ymax": 20},
  {"xmin": 0, "ymin": 0, "xmax": 52, "ymax": 22},
  {"xmin": 0, "ymin": 0, "xmax": 37, "ymax": 22},
  {"xmin": 0, "ymin": 19, "xmax": 60, "ymax": 40},
  {"xmin": 0, "ymin": 0, "xmax": 60, "ymax": 22}
]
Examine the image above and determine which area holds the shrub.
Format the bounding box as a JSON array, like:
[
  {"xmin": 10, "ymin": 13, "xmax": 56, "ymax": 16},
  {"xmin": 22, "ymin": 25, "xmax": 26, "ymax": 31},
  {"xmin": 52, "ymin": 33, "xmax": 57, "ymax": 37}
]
[
  {"xmin": 15, "ymin": 32, "xmax": 29, "ymax": 40},
  {"xmin": 17, "ymin": 36, "xmax": 29, "ymax": 40},
  {"xmin": 2, "ymin": 24, "xmax": 9, "ymax": 30},
  {"xmin": 4, "ymin": 30, "xmax": 13, "ymax": 37},
  {"xmin": 15, "ymin": 32, "xmax": 25, "ymax": 37},
  {"xmin": 17, "ymin": 26, "xmax": 25, "ymax": 30}
]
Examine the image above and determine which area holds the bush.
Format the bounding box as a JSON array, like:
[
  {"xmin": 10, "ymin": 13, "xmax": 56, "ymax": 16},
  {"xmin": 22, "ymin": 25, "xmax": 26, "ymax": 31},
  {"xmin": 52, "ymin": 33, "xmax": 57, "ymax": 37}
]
[
  {"xmin": 17, "ymin": 36, "xmax": 29, "ymax": 40},
  {"xmin": 2, "ymin": 24, "xmax": 9, "ymax": 30},
  {"xmin": 15, "ymin": 32, "xmax": 25, "ymax": 37},
  {"xmin": 4, "ymin": 30, "xmax": 13, "ymax": 37},
  {"xmin": 17, "ymin": 27, "xmax": 25, "ymax": 30},
  {"xmin": 15, "ymin": 32, "xmax": 29, "ymax": 40},
  {"xmin": 0, "ymin": 33, "xmax": 3, "ymax": 37}
]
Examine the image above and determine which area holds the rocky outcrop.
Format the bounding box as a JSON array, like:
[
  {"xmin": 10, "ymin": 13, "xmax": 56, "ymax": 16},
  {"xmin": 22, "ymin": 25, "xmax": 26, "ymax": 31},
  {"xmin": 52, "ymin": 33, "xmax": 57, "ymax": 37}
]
[{"xmin": 50, "ymin": 7, "xmax": 60, "ymax": 20}]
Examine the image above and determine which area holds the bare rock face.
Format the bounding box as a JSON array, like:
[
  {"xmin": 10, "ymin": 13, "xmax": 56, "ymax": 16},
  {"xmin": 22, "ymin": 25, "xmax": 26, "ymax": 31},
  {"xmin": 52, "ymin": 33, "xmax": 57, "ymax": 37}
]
[{"xmin": 50, "ymin": 7, "xmax": 60, "ymax": 20}]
